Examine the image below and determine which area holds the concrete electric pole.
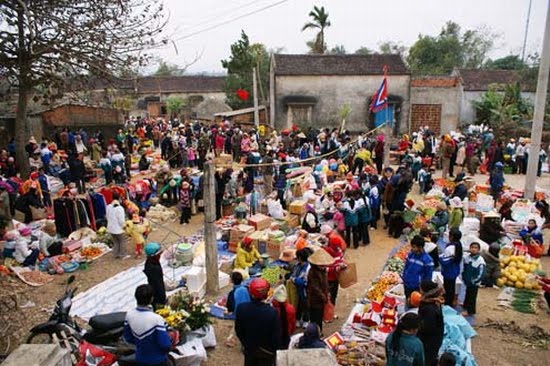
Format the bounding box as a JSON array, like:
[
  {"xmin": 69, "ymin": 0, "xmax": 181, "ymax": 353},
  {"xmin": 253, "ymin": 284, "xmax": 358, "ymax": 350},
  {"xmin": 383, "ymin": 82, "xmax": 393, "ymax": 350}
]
[
  {"xmin": 204, "ymin": 162, "xmax": 219, "ymax": 294},
  {"xmin": 253, "ymin": 67, "xmax": 260, "ymax": 128},
  {"xmin": 524, "ymin": 0, "xmax": 550, "ymax": 200}
]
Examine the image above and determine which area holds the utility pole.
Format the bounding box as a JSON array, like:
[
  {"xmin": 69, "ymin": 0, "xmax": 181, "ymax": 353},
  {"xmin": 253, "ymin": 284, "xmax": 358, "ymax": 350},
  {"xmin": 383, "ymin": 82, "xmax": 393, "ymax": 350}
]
[
  {"xmin": 204, "ymin": 162, "xmax": 219, "ymax": 294},
  {"xmin": 253, "ymin": 67, "xmax": 259, "ymax": 127},
  {"xmin": 522, "ymin": 0, "xmax": 533, "ymax": 62},
  {"xmin": 524, "ymin": 0, "xmax": 550, "ymax": 200}
]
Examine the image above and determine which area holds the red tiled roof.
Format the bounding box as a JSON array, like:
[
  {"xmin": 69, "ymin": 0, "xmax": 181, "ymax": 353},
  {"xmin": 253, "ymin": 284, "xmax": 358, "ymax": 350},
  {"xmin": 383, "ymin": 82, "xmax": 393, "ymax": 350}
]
[{"xmin": 411, "ymin": 76, "xmax": 459, "ymax": 88}]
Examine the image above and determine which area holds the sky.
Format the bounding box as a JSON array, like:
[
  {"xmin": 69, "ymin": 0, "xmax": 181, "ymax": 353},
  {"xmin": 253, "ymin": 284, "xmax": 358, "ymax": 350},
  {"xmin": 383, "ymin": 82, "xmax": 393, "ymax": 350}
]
[{"xmin": 151, "ymin": 0, "xmax": 548, "ymax": 74}]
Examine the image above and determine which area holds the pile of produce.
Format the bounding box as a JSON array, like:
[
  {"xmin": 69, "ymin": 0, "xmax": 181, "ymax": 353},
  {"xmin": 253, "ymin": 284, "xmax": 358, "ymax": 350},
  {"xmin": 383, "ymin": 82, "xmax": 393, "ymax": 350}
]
[
  {"xmin": 392, "ymin": 244, "xmax": 410, "ymax": 261},
  {"xmin": 93, "ymin": 227, "xmax": 113, "ymax": 247},
  {"xmin": 497, "ymin": 255, "xmax": 542, "ymax": 290},
  {"xmin": 384, "ymin": 258, "xmax": 405, "ymax": 275},
  {"xmin": 18, "ymin": 270, "xmax": 53, "ymax": 286},
  {"xmin": 260, "ymin": 266, "xmax": 287, "ymax": 286},
  {"xmin": 511, "ymin": 289, "xmax": 539, "ymax": 314},
  {"xmin": 80, "ymin": 246, "xmax": 103, "ymax": 259},
  {"xmin": 366, "ymin": 271, "xmax": 401, "ymax": 302},
  {"xmin": 335, "ymin": 341, "xmax": 386, "ymax": 366}
]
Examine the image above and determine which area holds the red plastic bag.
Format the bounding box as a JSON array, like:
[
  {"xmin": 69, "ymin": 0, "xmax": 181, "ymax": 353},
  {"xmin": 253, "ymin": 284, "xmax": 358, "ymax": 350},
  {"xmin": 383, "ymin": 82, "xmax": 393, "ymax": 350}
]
[
  {"xmin": 323, "ymin": 300, "xmax": 335, "ymax": 322},
  {"xmin": 76, "ymin": 341, "xmax": 117, "ymax": 366}
]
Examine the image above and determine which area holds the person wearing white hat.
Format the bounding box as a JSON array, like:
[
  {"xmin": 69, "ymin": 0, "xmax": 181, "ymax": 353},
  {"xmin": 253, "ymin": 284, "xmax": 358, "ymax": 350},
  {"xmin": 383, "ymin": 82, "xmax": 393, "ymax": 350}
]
[{"xmin": 272, "ymin": 284, "xmax": 296, "ymax": 349}]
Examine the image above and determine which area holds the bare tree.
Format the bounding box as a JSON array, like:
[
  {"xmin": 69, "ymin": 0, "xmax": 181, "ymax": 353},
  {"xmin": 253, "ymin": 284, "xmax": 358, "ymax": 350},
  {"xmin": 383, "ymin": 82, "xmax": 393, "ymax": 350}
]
[{"xmin": 0, "ymin": 0, "xmax": 167, "ymax": 177}]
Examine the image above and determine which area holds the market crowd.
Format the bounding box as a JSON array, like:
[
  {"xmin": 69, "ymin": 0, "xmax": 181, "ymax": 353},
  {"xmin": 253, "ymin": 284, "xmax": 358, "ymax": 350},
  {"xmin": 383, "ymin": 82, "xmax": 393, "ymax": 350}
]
[{"xmin": 1, "ymin": 116, "xmax": 550, "ymax": 366}]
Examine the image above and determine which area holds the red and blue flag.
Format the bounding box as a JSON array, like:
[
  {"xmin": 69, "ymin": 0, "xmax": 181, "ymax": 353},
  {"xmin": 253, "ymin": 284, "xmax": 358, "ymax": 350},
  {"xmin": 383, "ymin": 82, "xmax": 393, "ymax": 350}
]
[{"xmin": 369, "ymin": 65, "xmax": 388, "ymax": 113}]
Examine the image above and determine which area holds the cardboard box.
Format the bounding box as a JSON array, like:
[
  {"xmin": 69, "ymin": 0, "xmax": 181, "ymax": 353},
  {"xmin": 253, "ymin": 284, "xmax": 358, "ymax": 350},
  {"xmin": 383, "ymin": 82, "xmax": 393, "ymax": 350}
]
[
  {"xmin": 266, "ymin": 237, "xmax": 285, "ymax": 258},
  {"xmin": 229, "ymin": 224, "xmax": 255, "ymax": 242},
  {"xmin": 248, "ymin": 213, "xmax": 272, "ymax": 231},
  {"xmin": 286, "ymin": 214, "xmax": 301, "ymax": 228},
  {"xmin": 289, "ymin": 200, "xmax": 307, "ymax": 215}
]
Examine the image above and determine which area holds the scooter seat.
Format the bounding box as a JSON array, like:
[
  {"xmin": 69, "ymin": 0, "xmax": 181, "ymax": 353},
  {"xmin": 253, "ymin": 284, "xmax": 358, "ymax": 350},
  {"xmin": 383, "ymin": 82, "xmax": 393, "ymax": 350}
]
[
  {"xmin": 89, "ymin": 312, "xmax": 127, "ymax": 331},
  {"xmin": 117, "ymin": 353, "xmax": 136, "ymax": 366}
]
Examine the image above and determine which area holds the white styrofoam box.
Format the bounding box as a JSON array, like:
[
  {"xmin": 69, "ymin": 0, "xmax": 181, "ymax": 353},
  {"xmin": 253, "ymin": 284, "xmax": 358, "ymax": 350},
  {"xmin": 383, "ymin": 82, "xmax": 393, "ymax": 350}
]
[
  {"xmin": 218, "ymin": 271, "xmax": 230, "ymax": 289},
  {"xmin": 184, "ymin": 267, "xmax": 206, "ymax": 292},
  {"xmin": 459, "ymin": 217, "xmax": 480, "ymax": 236}
]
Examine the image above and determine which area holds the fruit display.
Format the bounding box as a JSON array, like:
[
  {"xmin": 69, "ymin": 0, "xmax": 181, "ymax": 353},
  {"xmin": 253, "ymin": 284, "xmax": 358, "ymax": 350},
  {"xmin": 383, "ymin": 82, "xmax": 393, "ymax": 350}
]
[
  {"xmin": 385, "ymin": 258, "xmax": 405, "ymax": 275},
  {"xmin": 497, "ymin": 255, "xmax": 542, "ymax": 290},
  {"xmin": 81, "ymin": 246, "xmax": 103, "ymax": 259},
  {"xmin": 260, "ymin": 266, "xmax": 286, "ymax": 286},
  {"xmin": 392, "ymin": 244, "xmax": 411, "ymax": 262},
  {"xmin": 366, "ymin": 271, "xmax": 401, "ymax": 302}
]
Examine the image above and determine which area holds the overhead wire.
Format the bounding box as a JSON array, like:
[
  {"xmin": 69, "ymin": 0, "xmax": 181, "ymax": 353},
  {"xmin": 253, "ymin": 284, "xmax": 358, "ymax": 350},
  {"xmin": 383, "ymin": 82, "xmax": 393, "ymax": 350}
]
[{"xmin": 171, "ymin": 0, "xmax": 290, "ymax": 43}]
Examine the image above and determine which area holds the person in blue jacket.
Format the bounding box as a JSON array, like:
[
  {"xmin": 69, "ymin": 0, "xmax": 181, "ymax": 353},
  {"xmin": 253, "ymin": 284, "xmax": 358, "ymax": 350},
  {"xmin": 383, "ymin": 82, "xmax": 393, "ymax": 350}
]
[
  {"xmin": 439, "ymin": 228, "xmax": 464, "ymax": 307},
  {"xmin": 290, "ymin": 248, "xmax": 312, "ymax": 327},
  {"xmin": 519, "ymin": 219, "xmax": 544, "ymax": 245},
  {"xmin": 489, "ymin": 162, "xmax": 505, "ymax": 200},
  {"xmin": 402, "ymin": 235, "xmax": 434, "ymax": 302},
  {"xmin": 225, "ymin": 270, "xmax": 251, "ymax": 319},
  {"xmin": 124, "ymin": 284, "xmax": 174, "ymax": 366}
]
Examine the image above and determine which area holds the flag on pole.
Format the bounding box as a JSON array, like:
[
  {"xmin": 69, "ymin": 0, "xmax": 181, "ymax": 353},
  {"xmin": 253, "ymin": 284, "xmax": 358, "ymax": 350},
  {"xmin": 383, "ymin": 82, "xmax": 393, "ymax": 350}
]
[{"xmin": 369, "ymin": 65, "xmax": 388, "ymax": 113}]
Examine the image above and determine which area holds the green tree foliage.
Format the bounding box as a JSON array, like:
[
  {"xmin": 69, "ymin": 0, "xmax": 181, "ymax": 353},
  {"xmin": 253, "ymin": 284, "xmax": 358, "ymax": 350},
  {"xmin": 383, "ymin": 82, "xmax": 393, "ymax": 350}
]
[
  {"xmin": 165, "ymin": 96, "xmax": 186, "ymax": 118},
  {"xmin": 354, "ymin": 47, "xmax": 373, "ymax": 55},
  {"xmin": 154, "ymin": 60, "xmax": 184, "ymax": 77},
  {"xmin": 407, "ymin": 21, "xmax": 497, "ymax": 75},
  {"xmin": 0, "ymin": 0, "xmax": 166, "ymax": 177},
  {"xmin": 378, "ymin": 41, "xmax": 407, "ymax": 57},
  {"xmin": 484, "ymin": 55, "xmax": 526, "ymax": 70},
  {"xmin": 328, "ymin": 45, "xmax": 346, "ymax": 55},
  {"xmin": 302, "ymin": 6, "xmax": 331, "ymax": 54},
  {"xmin": 473, "ymin": 83, "xmax": 532, "ymax": 140},
  {"xmin": 221, "ymin": 31, "xmax": 269, "ymax": 110}
]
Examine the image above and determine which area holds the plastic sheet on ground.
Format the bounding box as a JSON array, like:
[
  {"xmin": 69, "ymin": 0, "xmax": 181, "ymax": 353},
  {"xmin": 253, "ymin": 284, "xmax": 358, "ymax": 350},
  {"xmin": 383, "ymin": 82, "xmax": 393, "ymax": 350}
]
[
  {"xmin": 169, "ymin": 337, "xmax": 207, "ymax": 366},
  {"xmin": 70, "ymin": 256, "xmax": 226, "ymax": 321}
]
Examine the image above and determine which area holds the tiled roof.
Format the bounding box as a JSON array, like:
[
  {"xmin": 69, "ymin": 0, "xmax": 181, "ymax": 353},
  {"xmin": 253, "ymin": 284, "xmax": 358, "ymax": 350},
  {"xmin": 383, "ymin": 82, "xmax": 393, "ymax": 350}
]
[
  {"xmin": 411, "ymin": 76, "xmax": 459, "ymax": 88},
  {"xmin": 80, "ymin": 75, "xmax": 226, "ymax": 93},
  {"xmin": 273, "ymin": 54, "xmax": 409, "ymax": 76},
  {"xmin": 455, "ymin": 69, "xmax": 521, "ymax": 91}
]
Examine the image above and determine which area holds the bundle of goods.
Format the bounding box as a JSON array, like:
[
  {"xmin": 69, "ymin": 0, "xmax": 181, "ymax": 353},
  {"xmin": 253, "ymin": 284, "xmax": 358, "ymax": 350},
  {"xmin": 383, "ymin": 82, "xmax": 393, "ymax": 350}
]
[
  {"xmin": 497, "ymin": 254, "xmax": 542, "ymax": 290},
  {"xmin": 148, "ymin": 204, "xmax": 179, "ymax": 221},
  {"xmin": 511, "ymin": 200, "xmax": 545, "ymax": 226},
  {"xmin": 334, "ymin": 341, "xmax": 386, "ymax": 366},
  {"xmin": 511, "ymin": 288, "xmax": 540, "ymax": 314},
  {"xmin": 366, "ymin": 271, "xmax": 401, "ymax": 302}
]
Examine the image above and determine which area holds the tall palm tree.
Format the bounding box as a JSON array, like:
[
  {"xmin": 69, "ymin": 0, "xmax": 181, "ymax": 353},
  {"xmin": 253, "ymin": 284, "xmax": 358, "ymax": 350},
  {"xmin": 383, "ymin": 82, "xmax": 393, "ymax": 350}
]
[{"xmin": 302, "ymin": 6, "xmax": 331, "ymax": 54}]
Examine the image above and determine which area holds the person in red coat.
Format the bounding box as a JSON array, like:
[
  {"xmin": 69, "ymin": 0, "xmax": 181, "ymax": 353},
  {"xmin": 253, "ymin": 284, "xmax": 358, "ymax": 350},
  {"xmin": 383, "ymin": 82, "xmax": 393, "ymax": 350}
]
[
  {"xmin": 320, "ymin": 224, "xmax": 347, "ymax": 252},
  {"xmin": 272, "ymin": 285, "xmax": 296, "ymax": 349},
  {"xmin": 323, "ymin": 239, "xmax": 346, "ymax": 306}
]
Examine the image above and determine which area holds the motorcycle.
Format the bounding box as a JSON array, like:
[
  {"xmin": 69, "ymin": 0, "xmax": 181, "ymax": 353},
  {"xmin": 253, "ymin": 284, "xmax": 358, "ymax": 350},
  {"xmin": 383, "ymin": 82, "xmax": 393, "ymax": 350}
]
[{"xmin": 27, "ymin": 275, "xmax": 135, "ymax": 358}]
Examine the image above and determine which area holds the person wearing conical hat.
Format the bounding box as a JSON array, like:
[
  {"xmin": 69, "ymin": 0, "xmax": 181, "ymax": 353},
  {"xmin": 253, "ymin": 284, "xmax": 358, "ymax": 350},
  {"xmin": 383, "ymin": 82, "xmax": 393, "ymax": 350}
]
[{"xmin": 307, "ymin": 248, "xmax": 333, "ymax": 332}]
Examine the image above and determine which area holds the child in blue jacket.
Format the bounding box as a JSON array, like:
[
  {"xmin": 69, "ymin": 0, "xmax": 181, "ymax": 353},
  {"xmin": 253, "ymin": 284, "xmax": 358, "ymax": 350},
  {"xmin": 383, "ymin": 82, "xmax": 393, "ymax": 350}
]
[
  {"xmin": 462, "ymin": 242, "xmax": 486, "ymax": 316},
  {"xmin": 440, "ymin": 228, "xmax": 464, "ymax": 307},
  {"xmin": 402, "ymin": 235, "xmax": 434, "ymax": 303}
]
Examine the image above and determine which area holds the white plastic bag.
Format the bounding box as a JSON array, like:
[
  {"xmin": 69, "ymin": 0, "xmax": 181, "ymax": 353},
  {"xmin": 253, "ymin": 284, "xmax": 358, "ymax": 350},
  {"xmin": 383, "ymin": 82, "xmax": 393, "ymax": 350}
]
[
  {"xmin": 170, "ymin": 338, "xmax": 207, "ymax": 366},
  {"xmin": 187, "ymin": 325, "xmax": 217, "ymax": 348}
]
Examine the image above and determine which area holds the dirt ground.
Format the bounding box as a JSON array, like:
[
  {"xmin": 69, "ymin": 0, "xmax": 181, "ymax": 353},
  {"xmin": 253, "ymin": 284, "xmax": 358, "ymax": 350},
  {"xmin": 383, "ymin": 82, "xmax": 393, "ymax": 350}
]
[{"xmin": 1, "ymin": 171, "xmax": 550, "ymax": 365}]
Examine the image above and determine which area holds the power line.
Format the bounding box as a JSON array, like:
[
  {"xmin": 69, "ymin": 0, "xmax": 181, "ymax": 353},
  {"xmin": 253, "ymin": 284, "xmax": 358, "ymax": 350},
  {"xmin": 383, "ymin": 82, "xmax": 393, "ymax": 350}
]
[
  {"xmin": 172, "ymin": 0, "xmax": 290, "ymax": 43},
  {"xmin": 171, "ymin": 0, "xmax": 271, "ymax": 34}
]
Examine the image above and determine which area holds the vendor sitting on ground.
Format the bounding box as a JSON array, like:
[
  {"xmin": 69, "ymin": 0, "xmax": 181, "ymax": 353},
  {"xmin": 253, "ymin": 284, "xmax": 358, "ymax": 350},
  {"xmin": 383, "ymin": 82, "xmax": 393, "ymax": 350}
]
[
  {"xmin": 39, "ymin": 220, "xmax": 63, "ymax": 257},
  {"xmin": 450, "ymin": 173, "xmax": 468, "ymax": 200},
  {"xmin": 14, "ymin": 226, "xmax": 40, "ymax": 267},
  {"xmin": 479, "ymin": 213, "xmax": 506, "ymax": 245},
  {"xmin": 519, "ymin": 219, "xmax": 545, "ymax": 258},
  {"xmin": 234, "ymin": 236, "xmax": 262, "ymax": 275},
  {"xmin": 430, "ymin": 202, "xmax": 449, "ymax": 236}
]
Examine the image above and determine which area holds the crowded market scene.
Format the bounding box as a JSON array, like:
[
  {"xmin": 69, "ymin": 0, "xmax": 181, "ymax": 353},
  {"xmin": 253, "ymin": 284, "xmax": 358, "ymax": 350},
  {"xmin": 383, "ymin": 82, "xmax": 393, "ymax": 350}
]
[{"xmin": 1, "ymin": 1, "xmax": 550, "ymax": 366}]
